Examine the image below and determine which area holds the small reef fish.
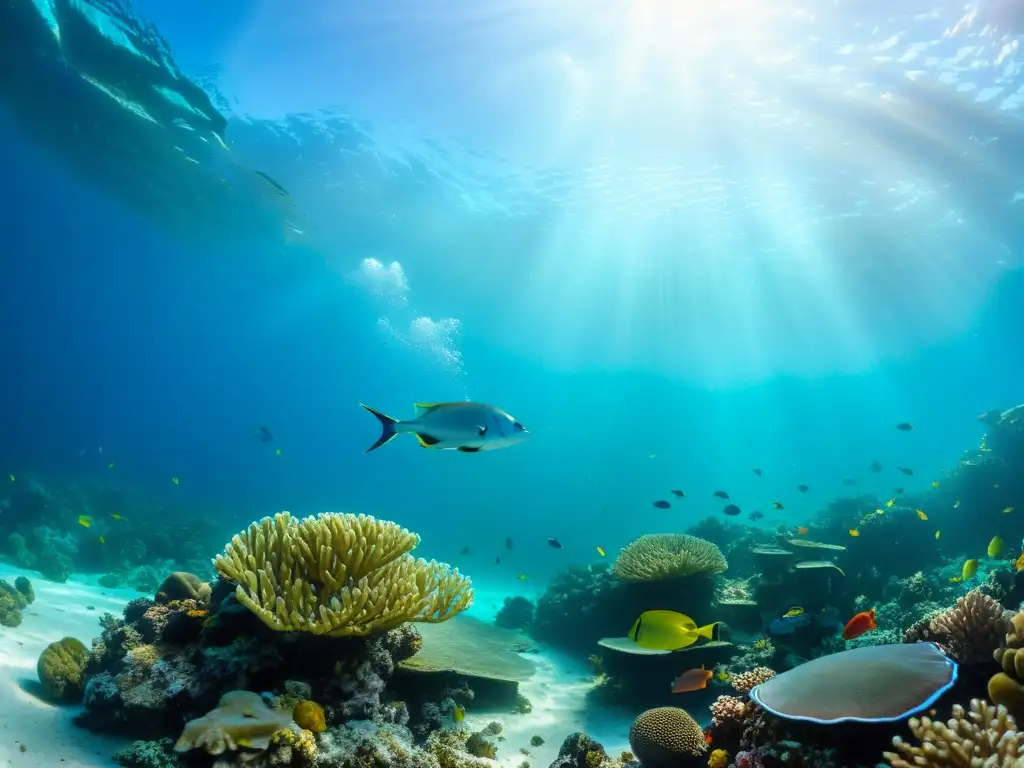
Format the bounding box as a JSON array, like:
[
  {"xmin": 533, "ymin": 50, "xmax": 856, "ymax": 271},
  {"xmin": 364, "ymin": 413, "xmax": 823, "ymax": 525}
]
[
  {"xmin": 869, "ymin": 460, "xmax": 883, "ymax": 473},
  {"xmin": 108, "ymin": 462, "xmax": 115, "ymax": 469},
  {"xmin": 898, "ymin": 467, "xmax": 914, "ymax": 476},
  {"xmin": 505, "ymin": 537, "xmax": 514, "ymax": 550},
  {"xmin": 494, "ymin": 556, "xmax": 500, "ymax": 565},
  {"xmin": 932, "ymin": 481, "xmax": 941, "ymax": 488},
  {"xmin": 627, "ymin": 610, "xmax": 720, "ymax": 652},
  {"xmin": 98, "ymin": 536, "xmax": 105, "ymax": 545},
  {"xmin": 172, "ymin": 477, "xmax": 180, "ymax": 485},
  {"xmin": 916, "ymin": 510, "xmax": 928, "ymax": 521},
  {"xmin": 752, "ymin": 469, "xmax": 762, "ymax": 477},
  {"xmin": 653, "ymin": 500, "xmax": 671, "ymax": 509},
  {"xmin": 886, "ymin": 498, "xmax": 895, "ymax": 508},
  {"xmin": 773, "ymin": 501, "xmax": 785, "ymax": 510},
  {"xmin": 875, "ymin": 508, "xmax": 885, "ymax": 515},
  {"xmin": 722, "ymin": 504, "xmax": 741, "ymax": 517},
  {"xmin": 596, "ymin": 546, "xmax": 605, "ymax": 557},
  {"xmin": 517, "ymin": 574, "xmax": 528, "ymax": 581},
  {"xmin": 547, "ymin": 538, "xmax": 563, "ymax": 549},
  {"xmin": 713, "ymin": 491, "xmax": 730, "ymax": 500},
  {"xmin": 459, "ymin": 546, "xmax": 470, "ymax": 555},
  {"xmin": 894, "ymin": 487, "xmax": 905, "ymax": 495},
  {"xmin": 748, "ymin": 511, "xmax": 764, "ymax": 521},
  {"xmin": 848, "ymin": 528, "xmax": 860, "ymax": 537},
  {"xmin": 670, "ymin": 665, "xmax": 714, "ymax": 694},
  {"xmin": 275, "ymin": 448, "xmax": 283, "ymax": 456},
  {"xmin": 989, "ymin": 536, "xmax": 1004, "ymax": 558},
  {"xmin": 359, "ymin": 402, "xmax": 529, "ymax": 453},
  {"xmin": 962, "ymin": 559, "xmax": 979, "ymax": 581},
  {"xmin": 7, "ymin": 474, "xmax": 13, "ymax": 482},
  {"xmin": 954, "ymin": 499, "xmax": 961, "ymax": 509},
  {"xmin": 110, "ymin": 513, "xmax": 126, "ymax": 521},
  {"xmin": 255, "ymin": 426, "xmax": 274, "ymax": 443},
  {"xmin": 1004, "ymin": 507, "xmax": 1015, "ymax": 514},
  {"xmin": 935, "ymin": 531, "xmax": 941, "ymax": 540},
  {"xmin": 896, "ymin": 422, "xmax": 914, "ymax": 431},
  {"xmin": 782, "ymin": 606, "xmax": 804, "ymax": 618},
  {"xmin": 796, "ymin": 526, "xmax": 809, "ymax": 535},
  {"xmin": 842, "ymin": 609, "xmax": 877, "ymax": 640},
  {"xmin": 77, "ymin": 515, "xmax": 93, "ymax": 528},
  {"xmin": 714, "ymin": 670, "xmax": 732, "ymax": 683},
  {"xmin": 1015, "ymin": 551, "xmax": 1024, "ymax": 572},
  {"xmin": 453, "ymin": 705, "xmax": 465, "ymax": 723},
  {"xmin": 670, "ymin": 489, "xmax": 686, "ymax": 497},
  {"xmin": 796, "ymin": 484, "xmax": 809, "ymax": 493}
]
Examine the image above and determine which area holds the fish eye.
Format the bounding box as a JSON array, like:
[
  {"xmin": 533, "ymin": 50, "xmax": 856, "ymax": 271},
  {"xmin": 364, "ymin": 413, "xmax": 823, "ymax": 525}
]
[{"xmin": 513, "ymin": 421, "xmax": 525, "ymax": 432}]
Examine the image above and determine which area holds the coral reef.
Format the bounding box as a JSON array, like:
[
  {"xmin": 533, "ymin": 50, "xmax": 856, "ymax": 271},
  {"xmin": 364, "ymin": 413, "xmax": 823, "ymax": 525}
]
[
  {"xmin": 174, "ymin": 690, "xmax": 293, "ymax": 762},
  {"xmin": 729, "ymin": 667, "xmax": 775, "ymax": 695},
  {"xmin": 884, "ymin": 699, "xmax": 1023, "ymax": 767},
  {"xmin": 213, "ymin": 512, "xmax": 473, "ymax": 636},
  {"xmin": 628, "ymin": 707, "xmax": 707, "ymax": 767},
  {"xmin": 37, "ymin": 636, "xmax": 91, "ymax": 702},
  {"xmin": 0, "ymin": 576, "xmax": 30, "ymax": 626},
  {"xmin": 613, "ymin": 534, "xmax": 728, "ymax": 582},
  {"xmin": 495, "ymin": 596, "xmax": 535, "ymax": 631},
  {"xmin": 990, "ymin": 610, "xmax": 1024, "ymax": 718},
  {"xmin": 905, "ymin": 589, "xmax": 1009, "ymax": 664}
]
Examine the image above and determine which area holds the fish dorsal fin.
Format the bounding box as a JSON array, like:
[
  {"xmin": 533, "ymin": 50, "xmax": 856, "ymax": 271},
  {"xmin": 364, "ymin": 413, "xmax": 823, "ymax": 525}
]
[{"xmin": 413, "ymin": 402, "xmax": 443, "ymax": 417}]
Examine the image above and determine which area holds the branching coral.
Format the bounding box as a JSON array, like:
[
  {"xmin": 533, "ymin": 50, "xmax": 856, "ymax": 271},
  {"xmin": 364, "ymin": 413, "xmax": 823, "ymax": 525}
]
[
  {"xmin": 730, "ymin": 667, "xmax": 775, "ymax": 695},
  {"xmin": 916, "ymin": 589, "xmax": 1012, "ymax": 664},
  {"xmin": 214, "ymin": 512, "xmax": 474, "ymax": 636},
  {"xmin": 884, "ymin": 699, "xmax": 1024, "ymax": 767},
  {"xmin": 613, "ymin": 534, "xmax": 727, "ymax": 582}
]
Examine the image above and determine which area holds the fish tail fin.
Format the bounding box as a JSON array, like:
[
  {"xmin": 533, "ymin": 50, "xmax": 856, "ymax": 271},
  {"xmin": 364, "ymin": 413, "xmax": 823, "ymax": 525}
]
[
  {"xmin": 359, "ymin": 403, "xmax": 400, "ymax": 452},
  {"xmin": 698, "ymin": 622, "xmax": 721, "ymax": 642}
]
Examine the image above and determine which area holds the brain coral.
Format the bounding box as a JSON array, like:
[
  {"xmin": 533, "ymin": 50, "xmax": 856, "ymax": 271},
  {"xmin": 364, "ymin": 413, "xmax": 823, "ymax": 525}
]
[
  {"xmin": 214, "ymin": 511, "xmax": 474, "ymax": 636},
  {"xmin": 628, "ymin": 707, "xmax": 707, "ymax": 768},
  {"xmin": 613, "ymin": 534, "xmax": 727, "ymax": 582},
  {"xmin": 37, "ymin": 637, "xmax": 90, "ymax": 703}
]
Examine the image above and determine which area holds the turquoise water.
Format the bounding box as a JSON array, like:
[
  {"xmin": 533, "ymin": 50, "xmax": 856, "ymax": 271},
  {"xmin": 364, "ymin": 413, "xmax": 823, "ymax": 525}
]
[{"xmin": 1, "ymin": 0, "xmax": 1023, "ymax": 600}]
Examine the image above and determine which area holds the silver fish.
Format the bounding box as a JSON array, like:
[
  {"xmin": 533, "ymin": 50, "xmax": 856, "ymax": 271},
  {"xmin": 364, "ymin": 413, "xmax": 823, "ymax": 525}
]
[{"xmin": 359, "ymin": 402, "xmax": 529, "ymax": 453}]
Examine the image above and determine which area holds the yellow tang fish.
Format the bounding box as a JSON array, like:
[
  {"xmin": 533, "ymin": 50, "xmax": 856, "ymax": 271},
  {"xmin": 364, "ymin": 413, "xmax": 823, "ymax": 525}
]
[
  {"xmin": 627, "ymin": 610, "xmax": 720, "ymax": 652},
  {"xmin": 988, "ymin": 536, "xmax": 1004, "ymax": 558},
  {"xmin": 110, "ymin": 513, "xmax": 126, "ymax": 521},
  {"xmin": 962, "ymin": 558, "xmax": 979, "ymax": 581},
  {"xmin": 782, "ymin": 606, "xmax": 804, "ymax": 618},
  {"xmin": 77, "ymin": 515, "xmax": 93, "ymax": 528},
  {"xmin": 949, "ymin": 576, "xmax": 963, "ymax": 583},
  {"xmin": 932, "ymin": 481, "xmax": 940, "ymax": 488},
  {"xmin": 453, "ymin": 704, "xmax": 465, "ymax": 723},
  {"xmin": 874, "ymin": 508, "xmax": 885, "ymax": 515},
  {"xmin": 916, "ymin": 510, "xmax": 928, "ymax": 521},
  {"xmin": 98, "ymin": 536, "xmax": 106, "ymax": 545},
  {"xmin": 517, "ymin": 574, "xmax": 529, "ymax": 581},
  {"xmin": 886, "ymin": 498, "xmax": 895, "ymax": 508},
  {"xmin": 1004, "ymin": 507, "xmax": 1015, "ymax": 515},
  {"xmin": 1015, "ymin": 551, "xmax": 1024, "ymax": 573},
  {"xmin": 849, "ymin": 528, "xmax": 860, "ymax": 537},
  {"xmin": 935, "ymin": 531, "xmax": 941, "ymax": 540},
  {"xmin": 596, "ymin": 546, "xmax": 606, "ymax": 557}
]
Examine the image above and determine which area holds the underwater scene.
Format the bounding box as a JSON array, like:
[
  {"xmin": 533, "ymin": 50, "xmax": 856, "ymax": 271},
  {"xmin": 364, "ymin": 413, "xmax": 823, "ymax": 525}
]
[{"xmin": 5, "ymin": 0, "xmax": 1024, "ymax": 767}]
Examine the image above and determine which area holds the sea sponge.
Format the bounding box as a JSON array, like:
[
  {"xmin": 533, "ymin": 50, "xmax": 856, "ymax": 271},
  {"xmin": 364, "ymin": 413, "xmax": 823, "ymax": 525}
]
[
  {"xmin": 918, "ymin": 589, "xmax": 1011, "ymax": 664},
  {"xmin": 213, "ymin": 511, "xmax": 474, "ymax": 636},
  {"xmin": 293, "ymin": 700, "xmax": 326, "ymax": 733},
  {"xmin": 707, "ymin": 749, "xmax": 728, "ymax": 768},
  {"xmin": 990, "ymin": 610, "xmax": 1024, "ymax": 718},
  {"xmin": 613, "ymin": 534, "xmax": 727, "ymax": 582},
  {"xmin": 628, "ymin": 707, "xmax": 707, "ymax": 767},
  {"xmin": 175, "ymin": 690, "xmax": 293, "ymax": 757},
  {"xmin": 731, "ymin": 667, "xmax": 776, "ymax": 694},
  {"xmin": 37, "ymin": 637, "xmax": 90, "ymax": 703},
  {"xmin": 884, "ymin": 699, "xmax": 1024, "ymax": 767}
]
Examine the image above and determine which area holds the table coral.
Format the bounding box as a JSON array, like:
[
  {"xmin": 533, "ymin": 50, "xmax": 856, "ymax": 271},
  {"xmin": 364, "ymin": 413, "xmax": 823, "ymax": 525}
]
[{"xmin": 213, "ymin": 512, "xmax": 473, "ymax": 636}]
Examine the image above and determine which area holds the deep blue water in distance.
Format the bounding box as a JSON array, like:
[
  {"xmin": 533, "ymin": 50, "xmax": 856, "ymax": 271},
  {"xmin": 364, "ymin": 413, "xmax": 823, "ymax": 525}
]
[{"xmin": 2, "ymin": 0, "xmax": 1024, "ymax": 602}]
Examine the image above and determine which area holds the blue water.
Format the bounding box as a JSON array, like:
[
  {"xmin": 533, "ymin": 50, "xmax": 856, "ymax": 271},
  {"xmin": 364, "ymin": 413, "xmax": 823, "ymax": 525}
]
[{"xmin": 2, "ymin": 0, "xmax": 1024, "ymax": 601}]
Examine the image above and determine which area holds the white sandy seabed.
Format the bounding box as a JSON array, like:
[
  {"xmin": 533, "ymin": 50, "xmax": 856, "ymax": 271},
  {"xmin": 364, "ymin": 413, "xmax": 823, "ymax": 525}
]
[{"xmin": 0, "ymin": 570, "xmax": 631, "ymax": 768}]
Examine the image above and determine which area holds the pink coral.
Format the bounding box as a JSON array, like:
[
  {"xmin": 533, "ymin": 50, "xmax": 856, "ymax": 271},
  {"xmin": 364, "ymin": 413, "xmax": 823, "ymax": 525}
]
[{"xmin": 731, "ymin": 667, "xmax": 776, "ymax": 694}]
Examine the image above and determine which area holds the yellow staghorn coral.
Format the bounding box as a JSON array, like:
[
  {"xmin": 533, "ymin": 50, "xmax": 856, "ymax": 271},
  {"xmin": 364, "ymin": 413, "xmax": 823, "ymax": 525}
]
[
  {"xmin": 613, "ymin": 534, "xmax": 727, "ymax": 582},
  {"xmin": 883, "ymin": 699, "xmax": 1024, "ymax": 767},
  {"xmin": 214, "ymin": 511, "xmax": 474, "ymax": 636}
]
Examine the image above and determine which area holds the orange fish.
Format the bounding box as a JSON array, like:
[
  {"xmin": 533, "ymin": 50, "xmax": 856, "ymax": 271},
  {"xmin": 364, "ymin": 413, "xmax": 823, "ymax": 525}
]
[
  {"xmin": 797, "ymin": 526, "xmax": 809, "ymax": 535},
  {"xmin": 842, "ymin": 608, "xmax": 877, "ymax": 640},
  {"xmin": 703, "ymin": 728, "xmax": 713, "ymax": 746},
  {"xmin": 671, "ymin": 665, "xmax": 714, "ymax": 694}
]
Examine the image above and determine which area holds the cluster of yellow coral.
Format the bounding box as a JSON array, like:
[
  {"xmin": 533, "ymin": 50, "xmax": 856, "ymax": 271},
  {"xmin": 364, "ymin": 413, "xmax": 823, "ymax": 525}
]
[{"xmin": 214, "ymin": 511, "xmax": 474, "ymax": 636}]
